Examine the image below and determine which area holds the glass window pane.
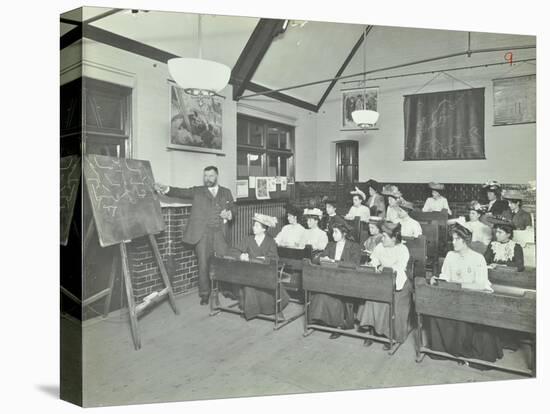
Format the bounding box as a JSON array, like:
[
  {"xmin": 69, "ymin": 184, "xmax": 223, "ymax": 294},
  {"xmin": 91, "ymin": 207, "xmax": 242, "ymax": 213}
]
[
  {"xmin": 93, "ymin": 94, "xmax": 124, "ymax": 130},
  {"xmin": 237, "ymin": 151, "xmax": 248, "ymax": 177},
  {"xmin": 248, "ymin": 153, "xmax": 263, "ymax": 176},
  {"xmin": 267, "ymin": 128, "xmax": 279, "ymax": 148},
  {"xmin": 280, "ymin": 156, "xmax": 288, "ymax": 176},
  {"xmin": 249, "ymin": 123, "xmax": 264, "ymax": 147},
  {"xmin": 279, "ymin": 132, "xmax": 288, "ymax": 150},
  {"xmin": 268, "ymin": 154, "xmax": 278, "ymax": 176},
  {"xmin": 237, "ymin": 119, "xmax": 248, "ymax": 145}
]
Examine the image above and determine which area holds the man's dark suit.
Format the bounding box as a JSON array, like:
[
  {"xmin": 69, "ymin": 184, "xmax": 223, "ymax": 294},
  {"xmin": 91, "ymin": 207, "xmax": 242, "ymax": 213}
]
[{"xmin": 166, "ymin": 185, "xmax": 236, "ymax": 299}]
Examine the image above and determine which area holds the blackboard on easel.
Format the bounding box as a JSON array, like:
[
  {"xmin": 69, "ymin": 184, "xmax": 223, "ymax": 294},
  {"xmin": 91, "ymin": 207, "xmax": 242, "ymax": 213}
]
[
  {"xmin": 60, "ymin": 155, "xmax": 81, "ymax": 246},
  {"xmin": 83, "ymin": 155, "xmax": 166, "ymax": 247}
]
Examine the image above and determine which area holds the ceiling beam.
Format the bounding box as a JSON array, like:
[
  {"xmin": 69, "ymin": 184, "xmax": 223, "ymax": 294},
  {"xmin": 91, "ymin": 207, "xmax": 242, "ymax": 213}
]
[
  {"xmin": 83, "ymin": 8, "xmax": 123, "ymax": 24},
  {"xmin": 246, "ymin": 82, "xmax": 318, "ymax": 113},
  {"xmin": 60, "ymin": 26, "xmax": 82, "ymax": 50},
  {"xmin": 231, "ymin": 18, "xmax": 286, "ymax": 101},
  {"xmin": 82, "ymin": 25, "xmax": 179, "ymax": 62},
  {"xmin": 316, "ymin": 25, "xmax": 373, "ymax": 111}
]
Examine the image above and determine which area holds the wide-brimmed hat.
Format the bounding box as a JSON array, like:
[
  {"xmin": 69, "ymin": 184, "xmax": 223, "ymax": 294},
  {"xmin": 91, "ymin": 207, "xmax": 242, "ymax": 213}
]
[
  {"xmin": 449, "ymin": 223, "xmax": 473, "ymax": 241},
  {"xmin": 381, "ymin": 221, "xmax": 401, "ymax": 236},
  {"xmin": 398, "ymin": 199, "xmax": 415, "ymax": 212},
  {"xmin": 428, "ymin": 182, "xmax": 445, "ymax": 191},
  {"xmin": 381, "ymin": 184, "xmax": 402, "ymax": 199},
  {"xmin": 350, "ymin": 186, "xmax": 366, "ymax": 201},
  {"xmin": 285, "ymin": 204, "xmax": 302, "ymax": 218},
  {"xmin": 253, "ymin": 213, "xmax": 278, "ymax": 228},
  {"xmin": 368, "ymin": 216, "xmax": 384, "ymax": 225},
  {"xmin": 485, "ymin": 215, "xmax": 515, "ymax": 231},
  {"xmin": 365, "ymin": 179, "xmax": 382, "ymax": 194},
  {"xmin": 469, "ymin": 200, "xmax": 487, "ymax": 215},
  {"xmin": 303, "ymin": 208, "xmax": 323, "ymax": 219},
  {"xmin": 483, "ymin": 180, "xmax": 501, "ymax": 192},
  {"xmin": 502, "ymin": 189, "xmax": 525, "ymax": 202}
]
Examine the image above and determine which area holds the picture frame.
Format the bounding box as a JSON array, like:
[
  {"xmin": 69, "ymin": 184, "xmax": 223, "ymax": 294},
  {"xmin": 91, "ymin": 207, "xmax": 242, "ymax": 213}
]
[
  {"xmin": 168, "ymin": 81, "xmax": 225, "ymax": 154},
  {"xmin": 341, "ymin": 86, "xmax": 379, "ymax": 130}
]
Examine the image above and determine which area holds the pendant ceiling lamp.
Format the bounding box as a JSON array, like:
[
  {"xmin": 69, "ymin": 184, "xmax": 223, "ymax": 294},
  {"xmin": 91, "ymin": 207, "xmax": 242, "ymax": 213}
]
[
  {"xmin": 168, "ymin": 14, "xmax": 231, "ymax": 97},
  {"xmin": 351, "ymin": 26, "xmax": 379, "ymax": 129}
]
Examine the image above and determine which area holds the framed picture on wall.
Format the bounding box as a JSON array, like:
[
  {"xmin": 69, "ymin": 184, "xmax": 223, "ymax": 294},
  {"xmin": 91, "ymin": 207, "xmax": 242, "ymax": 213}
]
[
  {"xmin": 341, "ymin": 86, "xmax": 379, "ymax": 130},
  {"xmin": 493, "ymin": 74, "xmax": 536, "ymax": 126},
  {"xmin": 168, "ymin": 81, "xmax": 225, "ymax": 154}
]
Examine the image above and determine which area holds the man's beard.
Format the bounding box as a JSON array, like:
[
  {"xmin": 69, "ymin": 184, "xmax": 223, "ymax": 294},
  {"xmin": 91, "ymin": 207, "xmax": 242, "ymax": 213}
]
[{"xmin": 205, "ymin": 180, "xmax": 217, "ymax": 187}]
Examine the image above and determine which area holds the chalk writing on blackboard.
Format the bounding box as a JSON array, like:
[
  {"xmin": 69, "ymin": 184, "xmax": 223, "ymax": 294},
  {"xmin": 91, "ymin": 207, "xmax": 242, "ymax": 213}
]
[
  {"xmin": 60, "ymin": 155, "xmax": 81, "ymax": 246},
  {"xmin": 83, "ymin": 155, "xmax": 165, "ymax": 247}
]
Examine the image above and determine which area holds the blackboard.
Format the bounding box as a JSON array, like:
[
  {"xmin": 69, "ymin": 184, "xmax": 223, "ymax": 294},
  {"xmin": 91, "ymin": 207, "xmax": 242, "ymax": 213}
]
[
  {"xmin": 83, "ymin": 155, "xmax": 165, "ymax": 247},
  {"xmin": 60, "ymin": 155, "xmax": 81, "ymax": 246},
  {"xmin": 493, "ymin": 74, "xmax": 536, "ymax": 125}
]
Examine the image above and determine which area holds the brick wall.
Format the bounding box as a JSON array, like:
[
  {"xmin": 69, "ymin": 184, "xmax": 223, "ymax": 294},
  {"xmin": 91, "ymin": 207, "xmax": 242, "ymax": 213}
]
[
  {"xmin": 126, "ymin": 206, "xmax": 198, "ymax": 302},
  {"xmin": 294, "ymin": 181, "xmax": 536, "ymax": 219}
]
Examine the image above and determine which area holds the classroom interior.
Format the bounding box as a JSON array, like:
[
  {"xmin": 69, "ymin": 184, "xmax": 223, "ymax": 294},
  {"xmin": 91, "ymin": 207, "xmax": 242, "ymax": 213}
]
[{"xmin": 60, "ymin": 7, "xmax": 536, "ymax": 407}]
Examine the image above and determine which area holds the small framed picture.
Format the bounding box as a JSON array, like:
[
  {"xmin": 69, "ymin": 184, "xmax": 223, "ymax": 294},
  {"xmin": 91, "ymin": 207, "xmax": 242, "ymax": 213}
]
[{"xmin": 341, "ymin": 86, "xmax": 379, "ymax": 130}]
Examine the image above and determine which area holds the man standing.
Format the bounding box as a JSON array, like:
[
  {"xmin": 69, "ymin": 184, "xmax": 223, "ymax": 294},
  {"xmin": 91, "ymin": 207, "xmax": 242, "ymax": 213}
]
[{"xmin": 155, "ymin": 166, "xmax": 235, "ymax": 305}]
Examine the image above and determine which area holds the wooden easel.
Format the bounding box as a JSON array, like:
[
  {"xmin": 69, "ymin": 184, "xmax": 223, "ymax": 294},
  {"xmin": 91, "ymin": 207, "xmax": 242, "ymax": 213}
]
[
  {"xmin": 118, "ymin": 232, "xmax": 179, "ymax": 350},
  {"xmin": 61, "ymin": 220, "xmax": 117, "ymax": 319}
]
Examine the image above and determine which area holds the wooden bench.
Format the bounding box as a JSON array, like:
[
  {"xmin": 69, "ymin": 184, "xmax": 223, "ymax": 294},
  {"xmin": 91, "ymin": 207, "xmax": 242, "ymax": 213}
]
[
  {"xmin": 403, "ymin": 235, "xmax": 427, "ymax": 279},
  {"xmin": 345, "ymin": 216, "xmax": 369, "ymax": 244},
  {"xmin": 277, "ymin": 246, "xmax": 312, "ymax": 298},
  {"xmin": 410, "ymin": 210, "xmax": 448, "ymax": 259},
  {"xmin": 416, "ymin": 222, "xmax": 439, "ymax": 275},
  {"xmin": 414, "ymin": 278, "xmax": 536, "ymax": 376},
  {"xmin": 302, "ymin": 259, "xmax": 402, "ymax": 354},
  {"xmin": 489, "ymin": 266, "xmax": 536, "ymax": 290},
  {"xmin": 209, "ymin": 255, "xmax": 304, "ymax": 330}
]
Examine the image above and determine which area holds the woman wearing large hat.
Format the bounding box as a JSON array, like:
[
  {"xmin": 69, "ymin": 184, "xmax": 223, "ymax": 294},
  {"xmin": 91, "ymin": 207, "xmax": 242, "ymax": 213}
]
[
  {"xmin": 448, "ymin": 201, "xmax": 492, "ymax": 247},
  {"xmin": 363, "ymin": 216, "xmax": 384, "ymax": 257},
  {"xmin": 422, "ymin": 182, "xmax": 452, "ymax": 215},
  {"xmin": 381, "ymin": 185, "xmax": 402, "ymax": 223},
  {"xmin": 300, "ymin": 208, "xmax": 329, "ymax": 252},
  {"xmin": 484, "ymin": 216, "xmax": 525, "ymax": 272},
  {"xmin": 482, "ymin": 180, "xmax": 510, "ymax": 217},
  {"xmin": 345, "ymin": 187, "xmax": 371, "ymax": 223},
  {"xmin": 502, "ymin": 189, "xmax": 532, "ymax": 230},
  {"xmin": 396, "ymin": 199, "xmax": 423, "ymax": 238},
  {"xmin": 275, "ymin": 204, "xmax": 306, "ymax": 248},
  {"xmin": 357, "ymin": 221, "xmax": 412, "ymax": 348},
  {"xmin": 427, "ymin": 223, "xmax": 503, "ymax": 365},
  {"xmin": 365, "ymin": 179, "xmax": 386, "ymax": 218},
  {"xmin": 309, "ymin": 221, "xmax": 362, "ymax": 338},
  {"xmin": 232, "ymin": 213, "xmax": 290, "ymax": 320},
  {"xmin": 322, "ymin": 199, "xmax": 346, "ymax": 242}
]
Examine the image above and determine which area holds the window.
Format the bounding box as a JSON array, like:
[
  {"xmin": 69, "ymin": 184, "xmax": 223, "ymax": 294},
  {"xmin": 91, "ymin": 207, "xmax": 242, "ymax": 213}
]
[{"xmin": 236, "ymin": 114, "xmax": 295, "ymax": 180}]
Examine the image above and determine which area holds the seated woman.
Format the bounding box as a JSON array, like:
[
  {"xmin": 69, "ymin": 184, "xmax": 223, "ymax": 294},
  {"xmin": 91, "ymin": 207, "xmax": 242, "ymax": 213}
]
[
  {"xmin": 363, "ymin": 216, "xmax": 384, "ymax": 259},
  {"xmin": 482, "ymin": 180, "xmax": 510, "ymax": 217},
  {"xmin": 232, "ymin": 213, "xmax": 289, "ymax": 320},
  {"xmin": 323, "ymin": 199, "xmax": 346, "ymax": 242},
  {"xmin": 428, "ymin": 224, "xmax": 503, "ymax": 365},
  {"xmin": 422, "ymin": 182, "xmax": 452, "ymax": 215},
  {"xmin": 365, "ymin": 179, "xmax": 386, "ymax": 218},
  {"xmin": 275, "ymin": 204, "xmax": 306, "ymax": 248},
  {"xmin": 345, "ymin": 187, "xmax": 371, "ymax": 223},
  {"xmin": 502, "ymin": 189, "xmax": 532, "ymax": 230},
  {"xmin": 381, "ymin": 185, "xmax": 402, "ymax": 223},
  {"xmin": 484, "ymin": 216, "xmax": 525, "ymax": 272},
  {"xmin": 309, "ymin": 222, "xmax": 362, "ymax": 339},
  {"xmin": 357, "ymin": 222, "xmax": 411, "ymax": 349},
  {"xmin": 300, "ymin": 208, "xmax": 329, "ymax": 253},
  {"xmin": 448, "ymin": 201, "xmax": 492, "ymax": 249},
  {"xmin": 396, "ymin": 199, "xmax": 423, "ymax": 238}
]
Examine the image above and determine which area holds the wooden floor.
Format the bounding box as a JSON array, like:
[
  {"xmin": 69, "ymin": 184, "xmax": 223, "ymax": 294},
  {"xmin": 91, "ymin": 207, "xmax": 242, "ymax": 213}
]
[{"xmin": 71, "ymin": 292, "xmax": 530, "ymax": 407}]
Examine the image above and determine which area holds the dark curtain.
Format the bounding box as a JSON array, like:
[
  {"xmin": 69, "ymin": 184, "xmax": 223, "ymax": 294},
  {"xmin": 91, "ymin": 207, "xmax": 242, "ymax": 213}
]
[{"xmin": 404, "ymin": 88, "xmax": 485, "ymax": 160}]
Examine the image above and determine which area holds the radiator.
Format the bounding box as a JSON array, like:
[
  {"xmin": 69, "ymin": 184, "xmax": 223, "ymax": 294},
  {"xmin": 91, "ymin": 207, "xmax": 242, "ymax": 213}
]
[{"xmin": 230, "ymin": 201, "xmax": 287, "ymax": 246}]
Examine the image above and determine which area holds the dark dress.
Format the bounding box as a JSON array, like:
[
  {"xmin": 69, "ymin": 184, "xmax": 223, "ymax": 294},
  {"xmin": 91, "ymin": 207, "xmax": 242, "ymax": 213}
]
[
  {"xmin": 504, "ymin": 208, "xmax": 533, "ymax": 230},
  {"xmin": 231, "ymin": 235, "xmax": 289, "ymax": 320},
  {"xmin": 322, "ymin": 214, "xmax": 346, "ymax": 242},
  {"xmin": 487, "ymin": 199, "xmax": 510, "ymax": 217},
  {"xmin": 308, "ymin": 240, "xmax": 361, "ymax": 329},
  {"xmin": 484, "ymin": 240, "xmax": 525, "ymax": 272}
]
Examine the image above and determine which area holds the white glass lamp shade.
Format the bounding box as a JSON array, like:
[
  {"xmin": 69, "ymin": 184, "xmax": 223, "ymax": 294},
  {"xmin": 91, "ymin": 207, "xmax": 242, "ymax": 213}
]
[
  {"xmin": 351, "ymin": 109, "xmax": 379, "ymax": 128},
  {"xmin": 168, "ymin": 58, "xmax": 231, "ymax": 95}
]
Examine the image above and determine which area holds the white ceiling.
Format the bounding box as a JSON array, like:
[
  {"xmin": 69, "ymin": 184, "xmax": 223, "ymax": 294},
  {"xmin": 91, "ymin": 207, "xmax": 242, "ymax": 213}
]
[{"xmin": 61, "ymin": 7, "xmax": 536, "ymax": 108}]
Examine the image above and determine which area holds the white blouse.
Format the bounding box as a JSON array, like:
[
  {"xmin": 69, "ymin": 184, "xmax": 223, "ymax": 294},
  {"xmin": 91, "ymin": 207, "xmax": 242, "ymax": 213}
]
[
  {"xmin": 399, "ymin": 216, "xmax": 423, "ymax": 238},
  {"xmin": 275, "ymin": 223, "xmax": 306, "ymax": 248},
  {"xmin": 346, "ymin": 205, "xmax": 371, "ymax": 222},
  {"xmin": 301, "ymin": 227, "xmax": 329, "ymax": 251},
  {"xmin": 422, "ymin": 196, "xmax": 452, "ymax": 215},
  {"xmin": 439, "ymin": 249, "xmax": 492, "ymax": 291},
  {"xmin": 463, "ymin": 220, "xmax": 492, "ymax": 246},
  {"xmin": 386, "ymin": 205, "xmax": 401, "ymax": 223},
  {"xmin": 370, "ymin": 243, "xmax": 410, "ymax": 290}
]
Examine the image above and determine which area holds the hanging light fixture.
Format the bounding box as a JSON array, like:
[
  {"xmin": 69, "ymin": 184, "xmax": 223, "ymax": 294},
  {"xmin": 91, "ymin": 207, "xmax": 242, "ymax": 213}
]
[
  {"xmin": 167, "ymin": 14, "xmax": 231, "ymax": 97},
  {"xmin": 351, "ymin": 26, "xmax": 379, "ymax": 129}
]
